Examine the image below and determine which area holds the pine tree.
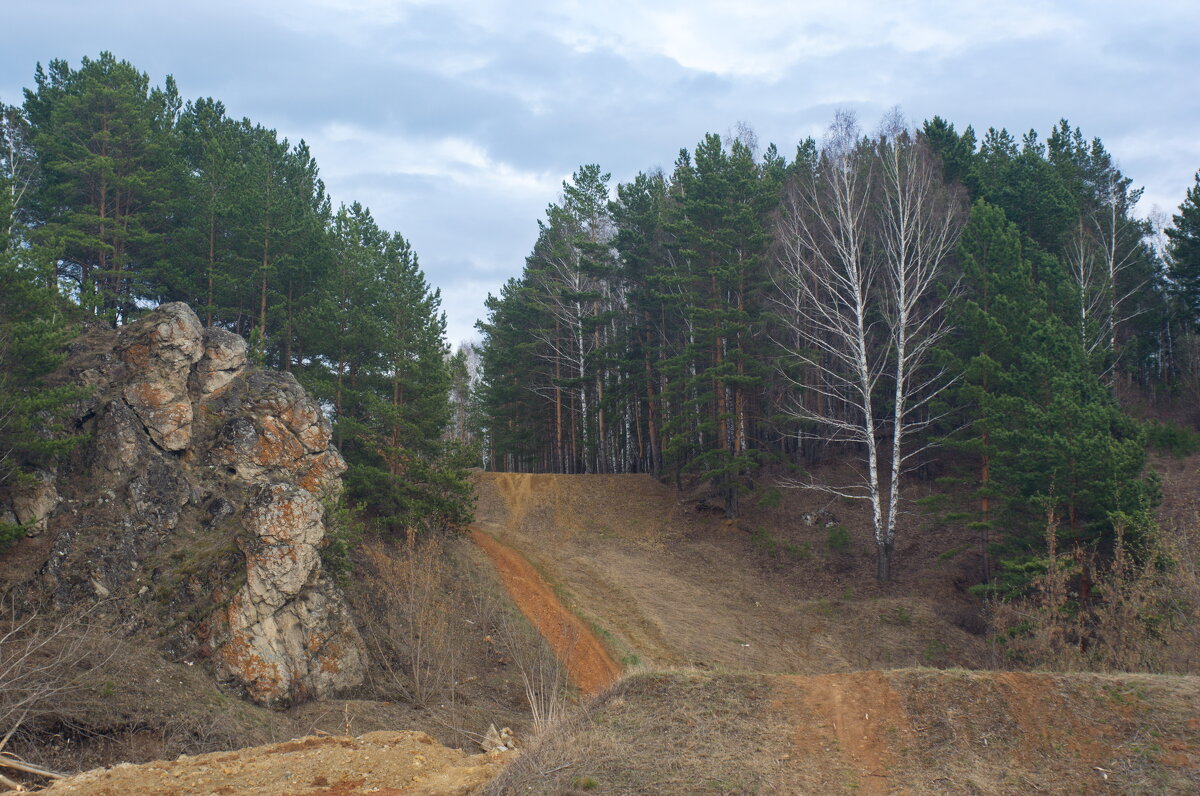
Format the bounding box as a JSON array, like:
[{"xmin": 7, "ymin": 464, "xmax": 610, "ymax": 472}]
[
  {"xmin": 944, "ymin": 203, "xmax": 1155, "ymax": 597},
  {"xmin": 170, "ymin": 97, "xmax": 239, "ymax": 326},
  {"xmin": 664, "ymin": 134, "xmax": 776, "ymax": 515},
  {"xmin": 301, "ymin": 205, "xmax": 466, "ymax": 541},
  {"xmin": 23, "ymin": 53, "xmax": 181, "ymax": 319},
  {"xmin": 1167, "ymin": 170, "xmax": 1200, "ymax": 328},
  {"xmin": 0, "ymin": 249, "xmax": 83, "ymax": 548}
]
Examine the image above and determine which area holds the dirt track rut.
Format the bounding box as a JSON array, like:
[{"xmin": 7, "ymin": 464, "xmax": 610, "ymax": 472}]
[{"xmin": 470, "ymin": 530, "xmax": 620, "ymax": 696}]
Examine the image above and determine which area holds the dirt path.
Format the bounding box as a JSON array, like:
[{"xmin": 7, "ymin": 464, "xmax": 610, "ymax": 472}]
[
  {"xmin": 470, "ymin": 530, "xmax": 620, "ymax": 696},
  {"xmin": 776, "ymin": 672, "xmax": 915, "ymax": 796}
]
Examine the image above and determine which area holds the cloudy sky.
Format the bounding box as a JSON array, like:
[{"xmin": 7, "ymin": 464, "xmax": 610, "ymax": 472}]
[{"xmin": 2, "ymin": 1, "xmax": 1196, "ymax": 344}]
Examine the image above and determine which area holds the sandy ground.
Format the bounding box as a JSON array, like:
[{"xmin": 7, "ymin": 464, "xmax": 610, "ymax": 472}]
[{"xmin": 35, "ymin": 731, "xmax": 511, "ymax": 796}]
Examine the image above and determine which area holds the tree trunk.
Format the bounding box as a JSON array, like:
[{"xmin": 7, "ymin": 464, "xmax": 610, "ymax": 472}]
[
  {"xmin": 876, "ymin": 539, "xmax": 894, "ymax": 584},
  {"xmin": 207, "ymin": 187, "xmax": 216, "ymax": 327}
]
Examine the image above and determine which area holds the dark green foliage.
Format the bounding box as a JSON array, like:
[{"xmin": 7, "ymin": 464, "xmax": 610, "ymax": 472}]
[
  {"xmin": 825, "ymin": 526, "xmax": 851, "ymax": 554},
  {"xmin": 1167, "ymin": 171, "xmax": 1200, "ymax": 328},
  {"xmin": 968, "ymin": 127, "xmax": 1078, "ymax": 253},
  {"xmin": 478, "ymin": 135, "xmax": 782, "ymax": 515},
  {"xmin": 1142, "ymin": 420, "xmax": 1200, "ymax": 457},
  {"xmin": 303, "ymin": 204, "xmax": 469, "ymax": 540},
  {"xmin": 0, "ymin": 251, "xmax": 86, "ymax": 548},
  {"xmin": 1, "ymin": 53, "xmax": 470, "ymax": 549},
  {"xmin": 23, "ymin": 53, "xmax": 183, "ymax": 319},
  {"xmin": 943, "ymin": 201, "xmax": 1158, "ymax": 596},
  {"xmin": 922, "ymin": 116, "xmax": 976, "ymax": 186}
]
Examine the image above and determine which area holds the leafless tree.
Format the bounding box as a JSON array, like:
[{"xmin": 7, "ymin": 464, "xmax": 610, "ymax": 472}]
[
  {"xmin": 1065, "ymin": 171, "xmax": 1150, "ymax": 375},
  {"xmin": 1, "ymin": 104, "xmax": 38, "ymax": 247},
  {"xmin": 772, "ymin": 111, "xmax": 965, "ymax": 582}
]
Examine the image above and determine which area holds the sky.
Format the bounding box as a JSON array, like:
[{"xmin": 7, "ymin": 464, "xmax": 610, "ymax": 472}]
[{"xmin": 2, "ymin": 1, "xmax": 1197, "ymax": 345}]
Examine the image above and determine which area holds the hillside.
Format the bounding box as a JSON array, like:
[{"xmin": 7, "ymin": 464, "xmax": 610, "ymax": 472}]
[
  {"xmin": 487, "ymin": 668, "xmax": 1200, "ymax": 795},
  {"xmin": 470, "ymin": 470, "xmax": 992, "ymax": 675},
  {"xmin": 469, "ymin": 471, "xmax": 1200, "ymax": 794},
  {"xmin": 11, "ymin": 469, "xmax": 1199, "ymax": 793}
]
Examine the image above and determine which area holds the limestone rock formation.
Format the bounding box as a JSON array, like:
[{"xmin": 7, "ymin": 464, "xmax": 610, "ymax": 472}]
[{"xmin": 0, "ymin": 302, "xmax": 364, "ymax": 706}]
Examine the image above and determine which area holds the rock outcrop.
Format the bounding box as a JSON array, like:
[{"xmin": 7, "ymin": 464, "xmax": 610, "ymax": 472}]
[{"xmin": 1, "ymin": 303, "xmax": 364, "ymax": 705}]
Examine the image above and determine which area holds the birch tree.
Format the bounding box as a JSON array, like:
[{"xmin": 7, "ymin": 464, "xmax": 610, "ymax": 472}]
[
  {"xmin": 1064, "ymin": 169, "xmax": 1150, "ymax": 374},
  {"xmin": 0, "ymin": 104, "xmax": 37, "ymax": 250},
  {"xmin": 772, "ymin": 111, "xmax": 965, "ymax": 582}
]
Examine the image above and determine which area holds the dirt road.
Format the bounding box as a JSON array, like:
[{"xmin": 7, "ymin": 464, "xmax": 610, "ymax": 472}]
[{"xmin": 470, "ymin": 530, "xmax": 620, "ymax": 696}]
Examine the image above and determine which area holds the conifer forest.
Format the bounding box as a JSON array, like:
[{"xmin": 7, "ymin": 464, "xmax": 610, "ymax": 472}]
[{"xmin": 3, "ymin": 53, "xmax": 1200, "ymax": 592}]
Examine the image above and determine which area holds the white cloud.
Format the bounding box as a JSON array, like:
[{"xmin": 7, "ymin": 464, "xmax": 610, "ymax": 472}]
[
  {"xmin": 530, "ymin": 1, "xmax": 1080, "ymax": 78},
  {"xmin": 309, "ymin": 122, "xmax": 564, "ymax": 197}
]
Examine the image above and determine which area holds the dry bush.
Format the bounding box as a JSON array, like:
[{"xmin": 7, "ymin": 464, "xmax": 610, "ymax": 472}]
[
  {"xmin": 1, "ymin": 606, "xmax": 287, "ymax": 777},
  {"xmin": 0, "ymin": 601, "xmax": 114, "ymax": 749},
  {"xmin": 990, "ymin": 507, "xmax": 1200, "ymax": 673},
  {"xmin": 345, "ymin": 535, "xmax": 574, "ymax": 752},
  {"xmin": 357, "ymin": 538, "xmax": 464, "ymax": 707},
  {"xmin": 0, "ymin": 601, "xmax": 117, "ymax": 787},
  {"xmin": 495, "ymin": 608, "xmax": 573, "ymax": 735}
]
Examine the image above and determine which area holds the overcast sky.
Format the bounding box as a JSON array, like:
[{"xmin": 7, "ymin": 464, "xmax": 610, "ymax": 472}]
[{"xmin": 3, "ymin": 1, "xmax": 1196, "ymax": 344}]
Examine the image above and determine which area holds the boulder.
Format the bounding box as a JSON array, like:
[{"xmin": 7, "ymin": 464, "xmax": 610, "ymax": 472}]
[
  {"xmin": 2, "ymin": 303, "xmax": 365, "ymax": 706},
  {"xmin": 117, "ymin": 301, "xmax": 204, "ymax": 450},
  {"xmin": 10, "ymin": 468, "xmax": 60, "ymax": 534}
]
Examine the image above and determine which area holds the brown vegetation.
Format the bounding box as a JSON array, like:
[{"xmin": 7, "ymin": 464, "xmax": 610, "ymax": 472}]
[{"xmin": 486, "ymin": 668, "xmax": 1200, "ymax": 795}]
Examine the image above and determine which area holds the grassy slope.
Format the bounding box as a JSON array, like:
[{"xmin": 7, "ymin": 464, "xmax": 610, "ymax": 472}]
[
  {"xmin": 472, "ymin": 470, "xmax": 1200, "ymax": 795},
  {"xmin": 485, "ymin": 668, "xmax": 1200, "ymax": 795}
]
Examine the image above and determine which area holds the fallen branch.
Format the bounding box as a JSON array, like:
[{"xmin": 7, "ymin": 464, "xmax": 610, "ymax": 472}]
[
  {"xmin": 0, "ymin": 711, "xmax": 24, "ymax": 755},
  {"xmin": 0, "ymin": 754, "xmax": 66, "ymax": 780}
]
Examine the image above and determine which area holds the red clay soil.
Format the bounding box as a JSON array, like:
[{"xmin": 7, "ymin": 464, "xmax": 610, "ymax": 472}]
[
  {"xmin": 777, "ymin": 671, "xmax": 916, "ymax": 796},
  {"xmin": 470, "ymin": 529, "xmax": 620, "ymax": 696}
]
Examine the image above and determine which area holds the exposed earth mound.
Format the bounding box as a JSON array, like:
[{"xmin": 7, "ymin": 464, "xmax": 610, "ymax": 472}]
[
  {"xmin": 39, "ymin": 730, "xmax": 511, "ymax": 796},
  {"xmin": 0, "ymin": 303, "xmax": 364, "ymax": 705},
  {"xmin": 471, "ymin": 471, "xmax": 1200, "ymax": 794}
]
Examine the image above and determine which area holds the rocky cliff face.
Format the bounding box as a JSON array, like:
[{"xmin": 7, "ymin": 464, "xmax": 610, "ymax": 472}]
[{"xmin": 1, "ymin": 303, "xmax": 365, "ymax": 706}]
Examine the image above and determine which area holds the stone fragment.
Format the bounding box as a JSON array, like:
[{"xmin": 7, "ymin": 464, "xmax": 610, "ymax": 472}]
[{"xmin": 194, "ymin": 327, "xmax": 248, "ymax": 397}]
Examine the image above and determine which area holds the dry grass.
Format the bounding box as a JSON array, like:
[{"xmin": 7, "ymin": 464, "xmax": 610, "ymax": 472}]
[
  {"xmin": 485, "ymin": 667, "xmax": 1200, "ymax": 796},
  {"xmin": 483, "ymin": 670, "xmax": 788, "ymax": 796},
  {"xmin": 889, "ymin": 669, "xmax": 1200, "ymax": 794},
  {"xmin": 470, "ymin": 470, "xmax": 991, "ymax": 680},
  {"xmin": 344, "ymin": 533, "xmax": 572, "ymax": 750},
  {"xmin": 989, "ymin": 503, "xmax": 1200, "ymax": 675}
]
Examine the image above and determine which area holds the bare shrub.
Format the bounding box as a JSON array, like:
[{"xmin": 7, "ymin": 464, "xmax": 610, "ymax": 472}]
[
  {"xmin": 0, "ymin": 601, "xmax": 118, "ymax": 787},
  {"xmin": 990, "ymin": 507, "xmax": 1200, "ymax": 672},
  {"xmin": 0, "ymin": 602, "xmax": 112, "ymax": 747},
  {"xmin": 357, "ymin": 538, "xmax": 462, "ymax": 707},
  {"xmin": 495, "ymin": 609, "xmax": 574, "ymax": 735}
]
